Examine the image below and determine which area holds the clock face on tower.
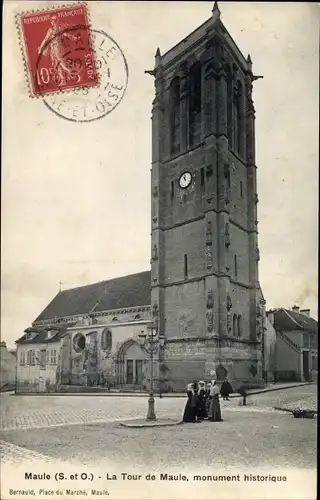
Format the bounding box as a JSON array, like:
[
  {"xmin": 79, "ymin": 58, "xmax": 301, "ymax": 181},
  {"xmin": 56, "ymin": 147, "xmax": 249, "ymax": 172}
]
[{"xmin": 179, "ymin": 171, "xmax": 192, "ymax": 189}]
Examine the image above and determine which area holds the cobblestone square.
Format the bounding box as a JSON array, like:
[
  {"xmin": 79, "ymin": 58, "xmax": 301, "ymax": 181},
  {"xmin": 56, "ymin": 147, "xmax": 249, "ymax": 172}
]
[
  {"xmin": 0, "ymin": 386, "xmax": 317, "ymax": 500},
  {"xmin": 0, "ymin": 385, "xmax": 317, "ymax": 469}
]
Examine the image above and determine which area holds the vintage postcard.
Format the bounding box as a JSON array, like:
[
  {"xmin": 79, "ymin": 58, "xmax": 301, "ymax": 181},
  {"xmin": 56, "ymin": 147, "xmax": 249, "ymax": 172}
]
[{"xmin": 1, "ymin": 2, "xmax": 318, "ymax": 500}]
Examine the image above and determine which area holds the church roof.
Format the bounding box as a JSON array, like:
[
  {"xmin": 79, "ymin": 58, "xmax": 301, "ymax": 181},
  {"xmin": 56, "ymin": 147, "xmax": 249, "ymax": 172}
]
[
  {"xmin": 16, "ymin": 324, "xmax": 72, "ymax": 345},
  {"xmin": 273, "ymin": 308, "xmax": 318, "ymax": 334},
  {"xmin": 33, "ymin": 271, "xmax": 151, "ymax": 324}
]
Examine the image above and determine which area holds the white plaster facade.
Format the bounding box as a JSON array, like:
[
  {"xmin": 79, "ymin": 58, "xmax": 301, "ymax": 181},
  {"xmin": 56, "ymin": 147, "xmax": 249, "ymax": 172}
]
[{"xmin": 16, "ymin": 340, "xmax": 60, "ymax": 392}]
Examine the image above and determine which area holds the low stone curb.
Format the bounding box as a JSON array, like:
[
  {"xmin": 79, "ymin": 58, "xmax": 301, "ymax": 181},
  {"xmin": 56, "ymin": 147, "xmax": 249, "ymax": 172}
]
[
  {"xmin": 119, "ymin": 418, "xmax": 183, "ymax": 428},
  {"xmin": 229, "ymin": 382, "xmax": 313, "ymax": 398},
  {"xmin": 11, "ymin": 382, "xmax": 314, "ymax": 398}
]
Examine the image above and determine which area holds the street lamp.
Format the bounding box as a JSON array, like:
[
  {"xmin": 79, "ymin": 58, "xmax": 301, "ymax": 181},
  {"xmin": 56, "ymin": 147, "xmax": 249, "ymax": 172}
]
[{"xmin": 139, "ymin": 322, "xmax": 163, "ymax": 421}]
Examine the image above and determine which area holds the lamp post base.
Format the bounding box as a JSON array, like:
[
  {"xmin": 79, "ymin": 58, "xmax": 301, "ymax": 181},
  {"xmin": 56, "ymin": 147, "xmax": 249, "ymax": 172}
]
[{"xmin": 146, "ymin": 392, "xmax": 156, "ymax": 421}]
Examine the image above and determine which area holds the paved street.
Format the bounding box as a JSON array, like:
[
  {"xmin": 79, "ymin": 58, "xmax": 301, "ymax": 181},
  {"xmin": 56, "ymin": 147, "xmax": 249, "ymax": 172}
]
[
  {"xmin": 0, "ymin": 385, "xmax": 317, "ymax": 471},
  {"xmin": 0, "ymin": 384, "xmax": 316, "ymax": 432}
]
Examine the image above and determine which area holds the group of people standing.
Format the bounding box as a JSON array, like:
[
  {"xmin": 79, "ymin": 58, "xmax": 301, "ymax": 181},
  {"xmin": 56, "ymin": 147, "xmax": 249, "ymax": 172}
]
[{"xmin": 182, "ymin": 378, "xmax": 233, "ymax": 423}]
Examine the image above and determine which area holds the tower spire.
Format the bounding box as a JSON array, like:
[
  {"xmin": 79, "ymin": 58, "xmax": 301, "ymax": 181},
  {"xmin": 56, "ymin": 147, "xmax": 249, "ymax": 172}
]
[
  {"xmin": 155, "ymin": 47, "xmax": 161, "ymax": 68},
  {"xmin": 212, "ymin": 1, "xmax": 221, "ymax": 19}
]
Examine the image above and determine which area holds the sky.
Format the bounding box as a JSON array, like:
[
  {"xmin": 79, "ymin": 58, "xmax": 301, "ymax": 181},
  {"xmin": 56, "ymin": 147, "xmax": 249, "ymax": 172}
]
[{"xmin": 2, "ymin": 1, "xmax": 319, "ymax": 348}]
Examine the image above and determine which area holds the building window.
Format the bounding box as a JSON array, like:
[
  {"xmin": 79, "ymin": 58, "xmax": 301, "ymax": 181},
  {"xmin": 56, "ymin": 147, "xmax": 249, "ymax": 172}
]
[
  {"xmin": 237, "ymin": 315, "xmax": 242, "ymax": 337},
  {"xmin": 189, "ymin": 62, "xmax": 202, "ymax": 146},
  {"xmin": 233, "ymin": 314, "xmax": 238, "ymax": 336},
  {"xmin": 45, "ymin": 350, "xmax": 49, "ymax": 365},
  {"xmin": 50, "ymin": 350, "xmax": 57, "ymax": 365},
  {"xmin": 171, "ymin": 180, "xmax": 175, "ymax": 200},
  {"xmin": 234, "ymin": 255, "xmax": 238, "ymax": 279},
  {"xmin": 170, "ymin": 77, "xmax": 181, "ymax": 154},
  {"xmin": 73, "ymin": 333, "xmax": 86, "ymax": 353},
  {"xmin": 19, "ymin": 351, "xmax": 26, "ymax": 365},
  {"xmin": 101, "ymin": 328, "xmax": 112, "ymax": 351},
  {"xmin": 35, "ymin": 350, "xmax": 41, "ymax": 364},
  {"xmin": 30, "ymin": 350, "xmax": 36, "ymax": 365},
  {"xmin": 184, "ymin": 254, "xmax": 188, "ymax": 279},
  {"xmin": 240, "ymin": 181, "xmax": 243, "ymax": 197},
  {"xmin": 39, "ymin": 350, "xmax": 46, "ymax": 367}
]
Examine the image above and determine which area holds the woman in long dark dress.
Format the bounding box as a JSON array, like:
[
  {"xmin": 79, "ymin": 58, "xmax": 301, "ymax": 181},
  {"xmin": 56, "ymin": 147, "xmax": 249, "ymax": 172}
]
[
  {"xmin": 220, "ymin": 377, "xmax": 233, "ymax": 401},
  {"xmin": 208, "ymin": 380, "xmax": 223, "ymax": 422},
  {"xmin": 197, "ymin": 381, "xmax": 207, "ymax": 420},
  {"xmin": 182, "ymin": 382, "xmax": 198, "ymax": 422},
  {"xmin": 205, "ymin": 381, "xmax": 212, "ymax": 417}
]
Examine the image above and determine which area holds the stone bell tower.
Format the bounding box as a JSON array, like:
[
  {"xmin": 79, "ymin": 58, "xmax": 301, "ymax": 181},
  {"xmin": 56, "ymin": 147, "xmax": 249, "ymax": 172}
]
[{"xmin": 148, "ymin": 2, "xmax": 264, "ymax": 391}]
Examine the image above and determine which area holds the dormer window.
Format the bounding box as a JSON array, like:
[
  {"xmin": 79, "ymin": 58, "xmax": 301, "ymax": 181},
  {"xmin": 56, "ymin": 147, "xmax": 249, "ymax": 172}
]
[{"xmin": 25, "ymin": 331, "xmax": 37, "ymax": 341}]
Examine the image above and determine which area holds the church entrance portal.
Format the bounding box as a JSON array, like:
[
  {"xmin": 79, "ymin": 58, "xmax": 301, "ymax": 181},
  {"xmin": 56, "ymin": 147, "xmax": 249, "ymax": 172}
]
[
  {"xmin": 117, "ymin": 339, "xmax": 148, "ymax": 388},
  {"xmin": 126, "ymin": 360, "xmax": 134, "ymax": 384}
]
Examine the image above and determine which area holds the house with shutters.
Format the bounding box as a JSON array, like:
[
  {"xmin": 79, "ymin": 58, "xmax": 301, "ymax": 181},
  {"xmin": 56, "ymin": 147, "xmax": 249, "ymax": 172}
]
[
  {"xmin": 15, "ymin": 324, "xmax": 71, "ymax": 392},
  {"xmin": 266, "ymin": 307, "xmax": 318, "ymax": 382}
]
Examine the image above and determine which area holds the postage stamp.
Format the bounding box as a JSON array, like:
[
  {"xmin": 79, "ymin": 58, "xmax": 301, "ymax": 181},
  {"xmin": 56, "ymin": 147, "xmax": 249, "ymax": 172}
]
[
  {"xmin": 42, "ymin": 28, "xmax": 129, "ymax": 122},
  {"xmin": 16, "ymin": 3, "xmax": 98, "ymax": 97}
]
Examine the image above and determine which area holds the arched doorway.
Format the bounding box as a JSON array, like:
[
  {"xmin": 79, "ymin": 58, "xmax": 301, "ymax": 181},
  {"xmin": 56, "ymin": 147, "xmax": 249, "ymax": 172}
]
[{"xmin": 116, "ymin": 339, "xmax": 148, "ymax": 388}]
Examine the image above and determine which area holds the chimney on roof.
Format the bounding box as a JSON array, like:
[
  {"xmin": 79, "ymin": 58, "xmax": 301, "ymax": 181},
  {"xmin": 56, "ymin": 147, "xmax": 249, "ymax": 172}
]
[
  {"xmin": 300, "ymin": 309, "xmax": 310, "ymax": 318},
  {"xmin": 292, "ymin": 305, "xmax": 300, "ymax": 313}
]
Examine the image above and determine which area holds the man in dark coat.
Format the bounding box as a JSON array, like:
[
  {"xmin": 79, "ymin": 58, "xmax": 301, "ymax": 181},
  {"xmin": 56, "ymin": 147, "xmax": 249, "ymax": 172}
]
[{"xmin": 220, "ymin": 377, "xmax": 233, "ymax": 401}]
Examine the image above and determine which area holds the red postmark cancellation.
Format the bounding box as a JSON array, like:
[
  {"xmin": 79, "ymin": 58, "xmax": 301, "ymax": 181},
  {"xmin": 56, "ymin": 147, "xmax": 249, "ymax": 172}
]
[{"xmin": 17, "ymin": 4, "xmax": 98, "ymax": 96}]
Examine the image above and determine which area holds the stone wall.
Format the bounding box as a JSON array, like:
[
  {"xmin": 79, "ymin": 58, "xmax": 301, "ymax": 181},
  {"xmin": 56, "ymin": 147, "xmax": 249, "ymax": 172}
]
[
  {"xmin": 160, "ymin": 337, "xmax": 262, "ymax": 392},
  {"xmin": 0, "ymin": 342, "xmax": 16, "ymax": 390}
]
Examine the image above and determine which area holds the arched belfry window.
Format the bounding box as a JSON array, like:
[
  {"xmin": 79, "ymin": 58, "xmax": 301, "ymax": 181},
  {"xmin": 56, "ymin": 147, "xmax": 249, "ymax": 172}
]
[
  {"xmin": 226, "ymin": 66, "xmax": 233, "ymax": 148},
  {"xmin": 189, "ymin": 62, "xmax": 202, "ymax": 146},
  {"xmin": 101, "ymin": 328, "xmax": 112, "ymax": 351},
  {"xmin": 170, "ymin": 77, "xmax": 181, "ymax": 155},
  {"xmin": 234, "ymin": 81, "xmax": 243, "ymax": 156},
  {"xmin": 204, "ymin": 64, "xmax": 214, "ymax": 134}
]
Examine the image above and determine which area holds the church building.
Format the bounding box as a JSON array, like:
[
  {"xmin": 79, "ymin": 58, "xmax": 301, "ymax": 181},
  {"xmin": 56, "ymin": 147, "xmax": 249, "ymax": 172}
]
[{"xmin": 15, "ymin": 3, "xmax": 268, "ymax": 392}]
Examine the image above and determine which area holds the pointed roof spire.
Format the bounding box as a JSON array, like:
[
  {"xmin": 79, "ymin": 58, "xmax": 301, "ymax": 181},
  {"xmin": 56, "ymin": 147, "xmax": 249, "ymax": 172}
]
[
  {"xmin": 247, "ymin": 54, "xmax": 253, "ymax": 71},
  {"xmin": 154, "ymin": 47, "xmax": 162, "ymax": 68},
  {"xmin": 212, "ymin": 1, "xmax": 221, "ymax": 18}
]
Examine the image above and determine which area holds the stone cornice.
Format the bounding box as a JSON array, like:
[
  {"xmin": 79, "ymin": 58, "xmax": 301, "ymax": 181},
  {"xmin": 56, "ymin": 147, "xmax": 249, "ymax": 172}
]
[
  {"xmin": 152, "ymin": 275, "xmax": 255, "ymax": 290},
  {"xmin": 154, "ymin": 212, "xmax": 257, "ymax": 234},
  {"xmin": 167, "ymin": 335, "xmax": 261, "ymax": 347},
  {"xmin": 33, "ymin": 305, "xmax": 151, "ymax": 327},
  {"xmin": 67, "ymin": 319, "xmax": 151, "ymax": 331}
]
